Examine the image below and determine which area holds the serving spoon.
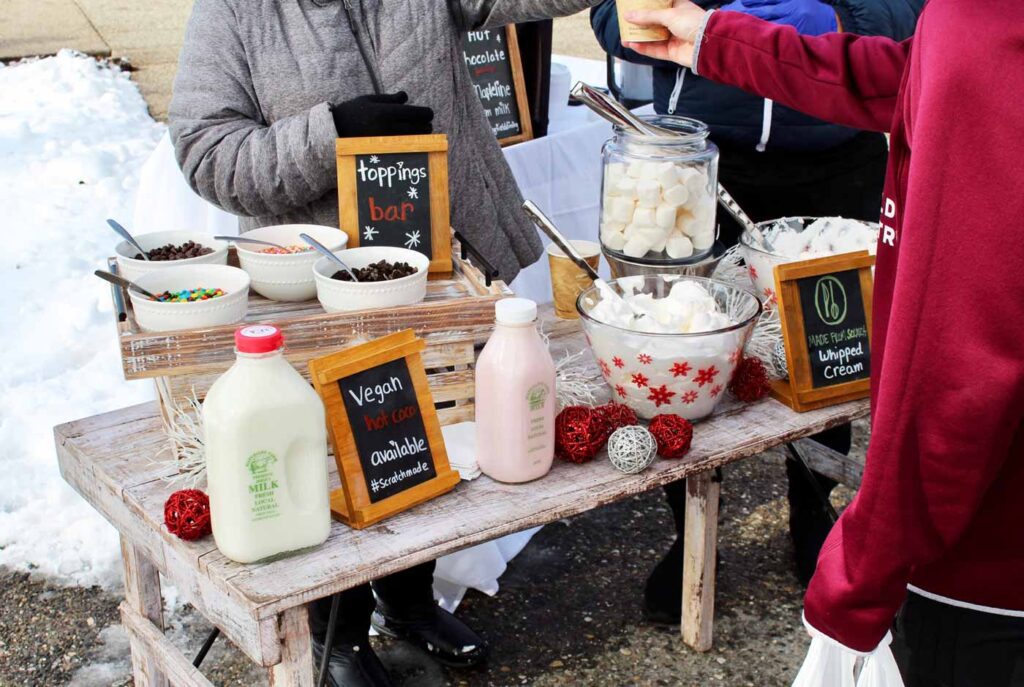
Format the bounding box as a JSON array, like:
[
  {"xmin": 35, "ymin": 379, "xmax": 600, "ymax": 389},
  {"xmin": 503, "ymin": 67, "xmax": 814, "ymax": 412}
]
[
  {"xmin": 93, "ymin": 269, "xmax": 160, "ymax": 300},
  {"xmin": 107, "ymin": 219, "xmax": 150, "ymax": 261},
  {"xmin": 213, "ymin": 235, "xmax": 288, "ymax": 250},
  {"xmin": 299, "ymin": 233, "xmax": 359, "ymax": 282},
  {"xmin": 521, "ymin": 200, "xmax": 652, "ymax": 325}
]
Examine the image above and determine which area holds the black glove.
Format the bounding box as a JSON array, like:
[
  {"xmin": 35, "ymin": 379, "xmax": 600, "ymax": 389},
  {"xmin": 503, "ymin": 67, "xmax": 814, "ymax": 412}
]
[{"xmin": 330, "ymin": 92, "xmax": 434, "ymax": 137}]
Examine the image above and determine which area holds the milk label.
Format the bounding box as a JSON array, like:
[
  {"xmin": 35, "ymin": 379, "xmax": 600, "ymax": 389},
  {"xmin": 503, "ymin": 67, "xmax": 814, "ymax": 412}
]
[{"xmin": 246, "ymin": 451, "xmax": 281, "ymax": 522}]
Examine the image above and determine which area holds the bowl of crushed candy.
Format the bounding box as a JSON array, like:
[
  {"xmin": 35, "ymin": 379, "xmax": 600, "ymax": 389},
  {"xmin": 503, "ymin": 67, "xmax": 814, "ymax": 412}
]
[
  {"xmin": 313, "ymin": 246, "xmax": 430, "ymax": 313},
  {"xmin": 576, "ymin": 275, "xmax": 761, "ymax": 421},
  {"xmin": 739, "ymin": 216, "xmax": 878, "ymax": 307},
  {"xmin": 235, "ymin": 224, "xmax": 348, "ymax": 301},
  {"xmin": 129, "ymin": 264, "xmax": 251, "ymax": 332}
]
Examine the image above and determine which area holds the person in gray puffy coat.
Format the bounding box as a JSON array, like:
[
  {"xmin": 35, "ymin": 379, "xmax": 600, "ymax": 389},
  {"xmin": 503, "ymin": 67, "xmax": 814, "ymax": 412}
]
[{"xmin": 170, "ymin": 0, "xmax": 598, "ymax": 283}]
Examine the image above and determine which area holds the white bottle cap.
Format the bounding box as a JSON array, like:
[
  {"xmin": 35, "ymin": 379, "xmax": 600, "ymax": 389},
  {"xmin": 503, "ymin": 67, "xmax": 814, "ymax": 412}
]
[{"xmin": 495, "ymin": 298, "xmax": 537, "ymax": 325}]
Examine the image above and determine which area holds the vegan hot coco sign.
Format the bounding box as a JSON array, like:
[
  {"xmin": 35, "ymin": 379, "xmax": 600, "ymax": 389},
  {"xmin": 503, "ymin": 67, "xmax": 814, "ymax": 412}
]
[
  {"xmin": 309, "ymin": 329, "xmax": 459, "ymax": 528},
  {"xmin": 336, "ymin": 134, "xmax": 452, "ymax": 272}
]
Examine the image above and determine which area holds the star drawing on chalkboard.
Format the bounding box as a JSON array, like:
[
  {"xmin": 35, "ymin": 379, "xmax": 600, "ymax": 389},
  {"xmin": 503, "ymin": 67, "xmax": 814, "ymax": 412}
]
[
  {"xmin": 404, "ymin": 230, "xmax": 421, "ymax": 249},
  {"xmin": 407, "ymin": 186, "xmax": 418, "ymax": 199},
  {"xmin": 363, "ymin": 225, "xmax": 378, "ymax": 241},
  {"xmin": 368, "ymin": 155, "xmax": 379, "ymax": 164}
]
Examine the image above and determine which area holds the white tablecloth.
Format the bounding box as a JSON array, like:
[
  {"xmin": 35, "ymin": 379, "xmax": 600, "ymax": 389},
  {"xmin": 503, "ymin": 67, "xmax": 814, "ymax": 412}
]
[{"xmin": 129, "ymin": 56, "xmax": 626, "ymax": 606}]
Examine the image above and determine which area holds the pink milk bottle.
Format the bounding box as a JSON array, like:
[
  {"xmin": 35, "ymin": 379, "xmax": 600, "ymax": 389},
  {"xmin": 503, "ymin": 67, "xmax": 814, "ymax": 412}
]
[{"xmin": 475, "ymin": 298, "xmax": 556, "ymax": 482}]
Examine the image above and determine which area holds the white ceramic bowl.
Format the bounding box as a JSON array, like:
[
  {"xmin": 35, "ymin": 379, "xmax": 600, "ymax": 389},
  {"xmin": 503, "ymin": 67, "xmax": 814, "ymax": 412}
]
[
  {"xmin": 577, "ymin": 275, "xmax": 761, "ymax": 421},
  {"xmin": 738, "ymin": 216, "xmax": 878, "ymax": 308},
  {"xmin": 115, "ymin": 230, "xmax": 229, "ymax": 282},
  {"xmin": 235, "ymin": 224, "xmax": 348, "ymax": 301},
  {"xmin": 313, "ymin": 246, "xmax": 430, "ymax": 313},
  {"xmin": 129, "ymin": 264, "xmax": 251, "ymax": 332}
]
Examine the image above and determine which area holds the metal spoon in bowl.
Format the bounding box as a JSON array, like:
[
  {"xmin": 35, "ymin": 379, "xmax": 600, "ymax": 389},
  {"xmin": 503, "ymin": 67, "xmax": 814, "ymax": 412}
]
[
  {"xmin": 213, "ymin": 235, "xmax": 288, "ymax": 250},
  {"xmin": 716, "ymin": 184, "xmax": 767, "ymax": 246},
  {"xmin": 107, "ymin": 219, "xmax": 150, "ymax": 261},
  {"xmin": 299, "ymin": 233, "xmax": 359, "ymax": 282},
  {"xmin": 521, "ymin": 200, "xmax": 651, "ymax": 325},
  {"xmin": 93, "ymin": 269, "xmax": 160, "ymax": 300}
]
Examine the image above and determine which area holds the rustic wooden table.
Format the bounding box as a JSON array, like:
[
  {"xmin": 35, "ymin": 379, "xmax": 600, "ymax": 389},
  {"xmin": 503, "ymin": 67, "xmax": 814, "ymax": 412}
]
[{"xmin": 55, "ymin": 317, "xmax": 868, "ymax": 686}]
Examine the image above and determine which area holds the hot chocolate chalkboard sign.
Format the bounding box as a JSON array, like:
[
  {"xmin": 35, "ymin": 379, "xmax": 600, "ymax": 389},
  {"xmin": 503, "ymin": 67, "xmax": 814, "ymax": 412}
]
[
  {"xmin": 309, "ymin": 330, "xmax": 460, "ymax": 528},
  {"xmin": 337, "ymin": 135, "xmax": 452, "ymax": 272},
  {"xmin": 771, "ymin": 252, "xmax": 874, "ymax": 412},
  {"xmin": 461, "ymin": 25, "xmax": 533, "ymax": 146}
]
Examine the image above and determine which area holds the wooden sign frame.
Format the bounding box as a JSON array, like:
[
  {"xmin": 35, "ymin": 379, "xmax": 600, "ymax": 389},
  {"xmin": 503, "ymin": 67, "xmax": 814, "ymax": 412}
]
[
  {"xmin": 309, "ymin": 329, "xmax": 460, "ymax": 528},
  {"xmin": 463, "ymin": 24, "xmax": 534, "ymax": 147},
  {"xmin": 771, "ymin": 251, "xmax": 875, "ymax": 412},
  {"xmin": 336, "ymin": 134, "xmax": 453, "ymax": 273}
]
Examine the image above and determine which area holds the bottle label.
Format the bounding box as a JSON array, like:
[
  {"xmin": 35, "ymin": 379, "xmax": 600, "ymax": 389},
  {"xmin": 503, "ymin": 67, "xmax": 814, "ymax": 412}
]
[
  {"xmin": 246, "ymin": 450, "xmax": 281, "ymax": 521},
  {"xmin": 526, "ymin": 382, "xmax": 550, "ymax": 412},
  {"xmin": 525, "ymin": 382, "xmax": 551, "ymax": 457}
]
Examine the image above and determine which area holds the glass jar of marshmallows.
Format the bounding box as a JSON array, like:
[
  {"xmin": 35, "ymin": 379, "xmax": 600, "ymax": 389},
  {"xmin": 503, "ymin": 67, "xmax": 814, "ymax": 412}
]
[{"xmin": 599, "ymin": 116, "xmax": 719, "ymax": 263}]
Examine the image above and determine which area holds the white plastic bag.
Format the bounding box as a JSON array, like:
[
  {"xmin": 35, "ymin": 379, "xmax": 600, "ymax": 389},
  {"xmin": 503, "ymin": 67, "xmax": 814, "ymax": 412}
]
[{"xmin": 792, "ymin": 616, "xmax": 904, "ymax": 687}]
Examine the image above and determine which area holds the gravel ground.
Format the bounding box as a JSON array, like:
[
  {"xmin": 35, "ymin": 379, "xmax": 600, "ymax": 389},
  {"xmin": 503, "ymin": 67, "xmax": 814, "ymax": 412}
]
[{"xmin": 0, "ymin": 420, "xmax": 864, "ymax": 686}]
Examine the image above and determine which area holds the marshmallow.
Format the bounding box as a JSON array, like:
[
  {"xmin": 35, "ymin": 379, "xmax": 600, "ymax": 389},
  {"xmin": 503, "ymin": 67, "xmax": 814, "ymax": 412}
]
[
  {"xmin": 639, "ymin": 161, "xmax": 662, "ymax": 180},
  {"xmin": 632, "ymin": 207, "xmax": 656, "ymax": 227},
  {"xmin": 666, "ymin": 234, "xmax": 694, "ymax": 259},
  {"xmin": 691, "ymin": 228, "xmax": 715, "ymax": 250},
  {"xmin": 601, "ymin": 220, "xmax": 626, "ymax": 235},
  {"xmin": 653, "ymin": 161, "xmax": 677, "ymax": 189},
  {"xmin": 649, "ymin": 233, "xmax": 668, "ymax": 253},
  {"xmin": 662, "ymin": 184, "xmax": 690, "ymax": 207},
  {"xmin": 614, "ymin": 177, "xmax": 638, "ymax": 199},
  {"xmin": 622, "ymin": 235, "xmax": 653, "ymax": 258},
  {"xmin": 655, "ymin": 204, "xmax": 677, "ymax": 230},
  {"xmin": 609, "ymin": 197, "xmax": 636, "ymax": 224},
  {"xmin": 602, "ymin": 229, "xmax": 627, "ymax": 251},
  {"xmin": 626, "ymin": 161, "xmax": 645, "ymax": 178},
  {"xmin": 605, "ymin": 162, "xmax": 626, "ymax": 185},
  {"xmin": 636, "ymin": 179, "xmax": 661, "ymax": 208}
]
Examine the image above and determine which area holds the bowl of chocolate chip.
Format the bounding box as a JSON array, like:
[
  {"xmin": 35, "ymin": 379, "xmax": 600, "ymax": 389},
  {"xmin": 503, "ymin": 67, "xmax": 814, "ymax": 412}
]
[
  {"xmin": 313, "ymin": 246, "xmax": 430, "ymax": 313},
  {"xmin": 115, "ymin": 231, "xmax": 228, "ymax": 282},
  {"xmin": 234, "ymin": 224, "xmax": 347, "ymax": 302}
]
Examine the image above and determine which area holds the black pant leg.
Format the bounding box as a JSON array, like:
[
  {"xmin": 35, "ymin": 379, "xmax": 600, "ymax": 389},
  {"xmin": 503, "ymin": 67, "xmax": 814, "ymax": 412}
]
[
  {"xmin": 310, "ymin": 584, "xmax": 376, "ymax": 647},
  {"xmin": 372, "ymin": 560, "xmax": 437, "ymax": 612}
]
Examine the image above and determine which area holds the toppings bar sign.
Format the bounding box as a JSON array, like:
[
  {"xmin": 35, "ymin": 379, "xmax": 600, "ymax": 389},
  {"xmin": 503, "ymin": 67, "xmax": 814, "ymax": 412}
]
[
  {"xmin": 336, "ymin": 134, "xmax": 452, "ymax": 272},
  {"xmin": 461, "ymin": 25, "xmax": 533, "ymax": 146},
  {"xmin": 771, "ymin": 252, "xmax": 874, "ymax": 412},
  {"xmin": 309, "ymin": 330, "xmax": 459, "ymax": 528}
]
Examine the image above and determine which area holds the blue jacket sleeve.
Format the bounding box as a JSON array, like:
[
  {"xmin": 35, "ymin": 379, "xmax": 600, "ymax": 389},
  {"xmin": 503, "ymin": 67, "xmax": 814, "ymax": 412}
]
[
  {"xmin": 827, "ymin": 0, "xmax": 924, "ymax": 39},
  {"xmin": 590, "ymin": 0, "xmax": 677, "ymax": 68}
]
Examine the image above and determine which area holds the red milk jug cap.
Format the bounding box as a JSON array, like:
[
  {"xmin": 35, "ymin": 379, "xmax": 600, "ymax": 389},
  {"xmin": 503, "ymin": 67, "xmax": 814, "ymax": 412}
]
[{"xmin": 235, "ymin": 324, "xmax": 284, "ymax": 354}]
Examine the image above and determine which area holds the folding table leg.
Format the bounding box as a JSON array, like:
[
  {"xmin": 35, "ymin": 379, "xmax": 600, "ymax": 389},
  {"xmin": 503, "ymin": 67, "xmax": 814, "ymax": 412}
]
[
  {"xmin": 120, "ymin": 536, "xmax": 168, "ymax": 687},
  {"xmin": 680, "ymin": 469, "xmax": 721, "ymax": 652},
  {"xmin": 270, "ymin": 605, "xmax": 315, "ymax": 686}
]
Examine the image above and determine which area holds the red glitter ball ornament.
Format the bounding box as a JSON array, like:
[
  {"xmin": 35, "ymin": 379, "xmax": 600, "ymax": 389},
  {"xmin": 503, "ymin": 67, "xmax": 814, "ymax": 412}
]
[
  {"xmin": 164, "ymin": 489, "xmax": 212, "ymax": 541},
  {"xmin": 729, "ymin": 356, "xmax": 772, "ymax": 403},
  {"xmin": 555, "ymin": 406, "xmax": 610, "ymax": 464},
  {"xmin": 648, "ymin": 414, "xmax": 694, "ymax": 459},
  {"xmin": 594, "ymin": 402, "xmax": 638, "ymax": 436}
]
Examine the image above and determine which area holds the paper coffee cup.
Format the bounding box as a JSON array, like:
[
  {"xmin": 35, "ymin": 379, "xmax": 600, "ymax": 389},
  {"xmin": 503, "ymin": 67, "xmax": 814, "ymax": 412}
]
[
  {"xmin": 547, "ymin": 240, "xmax": 601, "ymax": 320},
  {"xmin": 617, "ymin": 0, "xmax": 672, "ymax": 43}
]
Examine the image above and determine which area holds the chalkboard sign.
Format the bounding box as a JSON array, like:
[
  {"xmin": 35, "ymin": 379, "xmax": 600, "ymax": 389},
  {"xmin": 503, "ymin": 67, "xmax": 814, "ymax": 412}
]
[
  {"xmin": 309, "ymin": 330, "xmax": 460, "ymax": 528},
  {"xmin": 461, "ymin": 25, "xmax": 533, "ymax": 146},
  {"xmin": 339, "ymin": 357, "xmax": 436, "ymax": 503},
  {"xmin": 337, "ymin": 135, "xmax": 452, "ymax": 272},
  {"xmin": 771, "ymin": 252, "xmax": 874, "ymax": 412}
]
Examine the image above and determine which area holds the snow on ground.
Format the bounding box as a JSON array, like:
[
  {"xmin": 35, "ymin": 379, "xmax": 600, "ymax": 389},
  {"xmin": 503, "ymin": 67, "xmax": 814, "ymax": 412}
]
[{"xmin": 0, "ymin": 51, "xmax": 162, "ymax": 588}]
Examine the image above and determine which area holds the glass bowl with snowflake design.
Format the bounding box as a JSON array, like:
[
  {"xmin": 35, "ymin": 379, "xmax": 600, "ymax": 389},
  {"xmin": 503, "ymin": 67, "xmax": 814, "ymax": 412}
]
[{"xmin": 576, "ymin": 275, "xmax": 761, "ymax": 421}]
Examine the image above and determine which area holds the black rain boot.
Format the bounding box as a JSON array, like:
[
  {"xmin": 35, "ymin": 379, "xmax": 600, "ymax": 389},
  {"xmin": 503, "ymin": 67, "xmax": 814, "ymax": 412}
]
[
  {"xmin": 310, "ymin": 587, "xmax": 395, "ymax": 687},
  {"xmin": 311, "ymin": 640, "xmax": 395, "ymax": 687}
]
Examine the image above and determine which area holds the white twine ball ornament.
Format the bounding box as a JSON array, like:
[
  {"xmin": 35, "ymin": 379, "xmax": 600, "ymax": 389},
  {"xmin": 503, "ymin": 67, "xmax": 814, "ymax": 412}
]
[
  {"xmin": 607, "ymin": 425, "xmax": 657, "ymax": 474},
  {"xmin": 772, "ymin": 339, "xmax": 789, "ymax": 379}
]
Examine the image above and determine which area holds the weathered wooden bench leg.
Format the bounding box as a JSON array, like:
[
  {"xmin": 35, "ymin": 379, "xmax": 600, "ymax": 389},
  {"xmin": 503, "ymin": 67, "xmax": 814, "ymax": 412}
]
[
  {"xmin": 680, "ymin": 469, "xmax": 721, "ymax": 652},
  {"xmin": 270, "ymin": 605, "xmax": 315, "ymax": 686},
  {"xmin": 121, "ymin": 536, "xmax": 169, "ymax": 687}
]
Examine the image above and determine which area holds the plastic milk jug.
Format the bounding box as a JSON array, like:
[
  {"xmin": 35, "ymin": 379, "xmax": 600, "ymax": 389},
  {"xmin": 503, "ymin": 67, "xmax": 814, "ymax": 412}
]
[
  {"xmin": 475, "ymin": 299, "xmax": 556, "ymax": 482},
  {"xmin": 202, "ymin": 325, "xmax": 331, "ymax": 563}
]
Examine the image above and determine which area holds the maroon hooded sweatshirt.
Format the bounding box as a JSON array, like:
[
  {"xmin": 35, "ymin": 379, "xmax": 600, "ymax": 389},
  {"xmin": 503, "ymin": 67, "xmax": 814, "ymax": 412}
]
[{"xmin": 693, "ymin": 0, "xmax": 1024, "ymax": 652}]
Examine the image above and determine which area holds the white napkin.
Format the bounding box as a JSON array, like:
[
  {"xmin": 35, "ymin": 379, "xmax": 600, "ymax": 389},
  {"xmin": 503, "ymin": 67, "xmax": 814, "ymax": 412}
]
[{"xmin": 441, "ymin": 421, "xmax": 480, "ymax": 480}]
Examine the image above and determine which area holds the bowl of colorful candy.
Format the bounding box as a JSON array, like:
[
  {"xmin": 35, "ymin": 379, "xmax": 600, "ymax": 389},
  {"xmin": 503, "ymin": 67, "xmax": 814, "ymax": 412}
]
[
  {"xmin": 313, "ymin": 246, "xmax": 430, "ymax": 313},
  {"xmin": 235, "ymin": 224, "xmax": 348, "ymax": 301},
  {"xmin": 115, "ymin": 231, "xmax": 229, "ymax": 282},
  {"xmin": 129, "ymin": 264, "xmax": 251, "ymax": 332},
  {"xmin": 739, "ymin": 216, "xmax": 878, "ymax": 307},
  {"xmin": 577, "ymin": 275, "xmax": 761, "ymax": 421}
]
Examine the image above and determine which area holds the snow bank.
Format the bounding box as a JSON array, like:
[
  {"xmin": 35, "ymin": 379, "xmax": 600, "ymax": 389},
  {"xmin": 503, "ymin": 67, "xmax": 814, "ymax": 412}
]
[{"xmin": 0, "ymin": 51, "xmax": 162, "ymax": 587}]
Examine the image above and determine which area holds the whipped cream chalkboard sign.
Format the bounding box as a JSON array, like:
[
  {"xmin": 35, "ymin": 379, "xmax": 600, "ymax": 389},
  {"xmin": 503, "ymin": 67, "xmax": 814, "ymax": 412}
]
[
  {"xmin": 309, "ymin": 329, "xmax": 460, "ymax": 528},
  {"xmin": 461, "ymin": 25, "xmax": 533, "ymax": 146},
  {"xmin": 771, "ymin": 252, "xmax": 874, "ymax": 412},
  {"xmin": 337, "ymin": 134, "xmax": 452, "ymax": 272}
]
